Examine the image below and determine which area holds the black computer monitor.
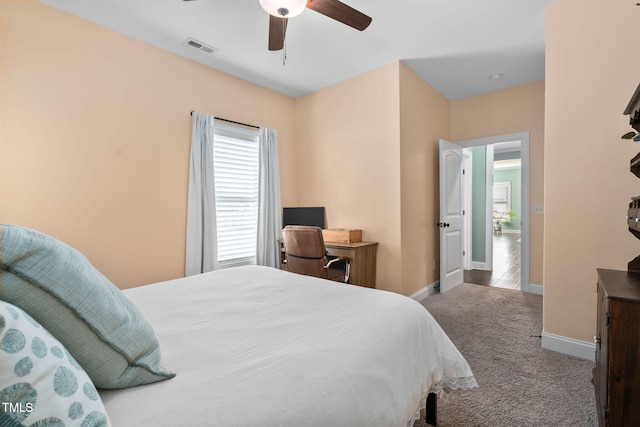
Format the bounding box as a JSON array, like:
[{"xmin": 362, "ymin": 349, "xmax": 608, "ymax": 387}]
[{"xmin": 282, "ymin": 207, "xmax": 326, "ymax": 229}]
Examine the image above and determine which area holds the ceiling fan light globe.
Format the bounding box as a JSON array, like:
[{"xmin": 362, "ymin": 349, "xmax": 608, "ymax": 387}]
[{"xmin": 259, "ymin": 0, "xmax": 306, "ymax": 18}]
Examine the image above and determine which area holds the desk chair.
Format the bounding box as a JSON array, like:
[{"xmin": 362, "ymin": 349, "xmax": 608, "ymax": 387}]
[{"xmin": 282, "ymin": 225, "xmax": 350, "ymax": 283}]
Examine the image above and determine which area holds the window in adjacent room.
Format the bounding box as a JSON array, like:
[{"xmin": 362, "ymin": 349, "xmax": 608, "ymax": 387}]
[
  {"xmin": 492, "ymin": 181, "xmax": 512, "ymax": 224},
  {"xmin": 213, "ymin": 122, "xmax": 259, "ymax": 268}
]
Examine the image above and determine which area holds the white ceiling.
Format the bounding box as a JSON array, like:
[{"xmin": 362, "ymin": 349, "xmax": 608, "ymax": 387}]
[
  {"xmin": 494, "ymin": 159, "xmax": 521, "ymax": 170},
  {"xmin": 494, "ymin": 140, "xmax": 522, "ymax": 154},
  {"xmin": 39, "ymin": 0, "xmax": 553, "ymax": 100}
]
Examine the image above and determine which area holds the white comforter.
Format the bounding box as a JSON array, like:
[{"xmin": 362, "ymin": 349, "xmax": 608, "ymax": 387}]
[{"xmin": 100, "ymin": 266, "xmax": 476, "ymax": 426}]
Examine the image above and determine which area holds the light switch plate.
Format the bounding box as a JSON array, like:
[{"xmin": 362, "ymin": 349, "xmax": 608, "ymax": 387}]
[{"xmin": 533, "ymin": 204, "xmax": 544, "ymax": 214}]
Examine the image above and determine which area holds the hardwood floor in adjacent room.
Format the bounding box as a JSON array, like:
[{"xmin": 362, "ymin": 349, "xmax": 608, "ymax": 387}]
[{"xmin": 464, "ymin": 233, "xmax": 521, "ymax": 290}]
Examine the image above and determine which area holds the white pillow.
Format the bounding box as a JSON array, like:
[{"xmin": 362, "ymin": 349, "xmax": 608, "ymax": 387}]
[{"xmin": 0, "ymin": 301, "xmax": 110, "ymax": 426}]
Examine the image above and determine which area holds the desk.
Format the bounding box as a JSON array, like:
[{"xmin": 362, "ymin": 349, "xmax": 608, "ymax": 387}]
[
  {"xmin": 325, "ymin": 241, "xmax": 378, "ymax": 288},
  {"xmin": 280, "ymin": 241, "xmax": 378, "ymax": 288}
]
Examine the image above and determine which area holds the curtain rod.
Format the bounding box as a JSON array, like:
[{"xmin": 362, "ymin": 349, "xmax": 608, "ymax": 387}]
[{"xmin": 190, "ymin": 111, "xmax": 260, "ymax": 129}]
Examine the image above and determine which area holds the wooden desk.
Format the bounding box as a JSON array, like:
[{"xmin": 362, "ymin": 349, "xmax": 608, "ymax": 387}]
[
  {"xmin": 324, "ymin": 241, "xmax": 378, "ymax": 288},
  {"xmin": 280, "ymin": 240, "xmax": 378, "ymax": 288}
]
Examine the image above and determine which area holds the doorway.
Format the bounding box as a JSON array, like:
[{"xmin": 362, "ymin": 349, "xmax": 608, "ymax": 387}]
[
  {"xmin": 464, "ymin": 141, "xmax": 522, "ymax": 289},
  {"xmin": 456, "ymin": 132, "xmax": 531, "ymax": 293}
]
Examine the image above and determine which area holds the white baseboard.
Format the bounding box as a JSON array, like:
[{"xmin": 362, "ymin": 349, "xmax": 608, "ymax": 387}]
[
  {"xmin": 497, "ymin": 229, "xmax": 521, "ymax": 234},
  {"xmin": 527, "ymin": 283, "xmax": 543, "ymax": 295},
  {"xmin": 471, "ymin": 261, "xmax": 490, "ymax": 270},
  {"xmin": 410, "ymin": 280, "xmax": 439, "ymax": 302},
  {"xmin": 541, "ymin": 332, "xmax": 595, "ymax": 361}
]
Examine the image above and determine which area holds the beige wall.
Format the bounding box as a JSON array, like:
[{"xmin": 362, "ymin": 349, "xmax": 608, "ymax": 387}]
[
  {"xmin": 294, "ymin": 63, "xmax": 403, "ymax": 293},
  {"xmin": 399, "ymin": 63, "xmax": 450, "ymax": 295},
  {"xmin": 1, "ymin": 1, "xmax": 297, "ymax": 288},
  {"xmin": 5, "ymin": 2, "xmax": 448, "ymax": 296},
  {"xmin": 544, "ymin": 0, "xmax": 640, "ymax": 342},
  {"xmin": 451, "ymin": 80, "xmax": 546, "ymax": 286},
  {"xmin": 2, "ymin": 1, "xmax": 548, "ymax": 305},
  {"xmin": 295, "ymin": 63, "xmax": 451, "ymax": 295}
]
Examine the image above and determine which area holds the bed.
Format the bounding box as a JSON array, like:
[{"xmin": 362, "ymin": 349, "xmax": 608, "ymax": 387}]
[{"xmin": 0, "ymin": 225, "xmax": 477, "ymax": 427}]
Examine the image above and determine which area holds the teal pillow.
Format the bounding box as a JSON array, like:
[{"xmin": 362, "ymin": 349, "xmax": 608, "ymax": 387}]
[
  {"xmin": 0, "ymin": 224, "xmax": 175, "ymax": 389},
  {"xmin": 0, "ymin": 301, "xmax": 110, "ymax": 426}
]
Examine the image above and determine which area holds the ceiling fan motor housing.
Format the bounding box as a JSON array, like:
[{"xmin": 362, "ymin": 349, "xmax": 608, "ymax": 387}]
[{"xmin": 260, "ymin": 0, "xmax": 307, "ymax": 18}]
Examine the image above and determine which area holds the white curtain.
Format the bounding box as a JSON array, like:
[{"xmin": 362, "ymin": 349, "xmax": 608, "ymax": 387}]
[
  {"xmin": 256, "ymin": 127, "xmax": 282, "ymax": 268},
  {"xmin": 185, "ymin": 112, "xmax": 218, "ymax": 276}
]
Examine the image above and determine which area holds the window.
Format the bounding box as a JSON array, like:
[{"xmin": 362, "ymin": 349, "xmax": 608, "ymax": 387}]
[
  {"xmin": 492, "ymin": 181, "xmax": 512, "ymax": 222},
  {"xmin": 213, "ymin": 122, "xmax": 259, "ymax": 268}
]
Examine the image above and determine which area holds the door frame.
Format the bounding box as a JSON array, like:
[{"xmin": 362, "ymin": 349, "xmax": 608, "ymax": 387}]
[
  {"xmin": 463, "ymin": 149, "xmax": 473, "ymax": 270},
  {"xmin": 484, "ymin": 144, "xmax": 495, "ymax": 271},
  {"xmin": 455, "ymin": 132, "xmax": 531, "ymax": 294}
]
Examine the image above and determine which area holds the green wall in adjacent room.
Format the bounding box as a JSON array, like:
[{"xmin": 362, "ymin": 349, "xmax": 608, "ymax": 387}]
[{"xmin": 471, "ymin": 146, "xmax": 486, "ymax": 263}]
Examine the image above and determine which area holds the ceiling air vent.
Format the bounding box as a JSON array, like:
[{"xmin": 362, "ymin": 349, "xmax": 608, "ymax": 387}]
[{"xmin": 184, "ymin": 38, "xmax": 218, "ymax": 55}]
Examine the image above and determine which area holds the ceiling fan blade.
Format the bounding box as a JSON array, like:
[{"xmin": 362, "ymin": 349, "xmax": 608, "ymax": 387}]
[
  {"xmin": 306, "ymin": 0, "xmax": 372, "ymax": 31},
  {"xmin": 268, "ymin": 15, "xmax": 288, "ymax": 51}
]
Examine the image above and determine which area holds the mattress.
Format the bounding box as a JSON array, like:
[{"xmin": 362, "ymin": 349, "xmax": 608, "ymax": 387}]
[{"xmin": 99, "ymin": 266, "xmax": 476, "ymax": 426}]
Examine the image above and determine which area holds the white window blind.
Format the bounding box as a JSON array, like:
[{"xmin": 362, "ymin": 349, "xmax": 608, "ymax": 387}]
[{"xmin": 213, "ymin": 123, "xmax": 259, "ymax": 268}]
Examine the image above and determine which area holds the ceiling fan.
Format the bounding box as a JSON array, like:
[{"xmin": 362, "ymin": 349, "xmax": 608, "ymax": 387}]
[
  {"xmin": 182, "ymin": 0, "xmax": 372, "ymax": 52},
  {"xmin": 259, "ymin": 0, "xmax": 372, "ymax": 51}
]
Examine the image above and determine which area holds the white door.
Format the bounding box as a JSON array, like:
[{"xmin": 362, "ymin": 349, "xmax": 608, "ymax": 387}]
[{"xmin": 439, "ymin": 139, "xmax": 464, "ymax": 293}]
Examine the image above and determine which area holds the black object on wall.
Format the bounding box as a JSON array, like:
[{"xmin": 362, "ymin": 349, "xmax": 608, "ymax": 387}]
[{"xmin": 624, "ymin": 83, "xmax": 640, "ymax": 271}]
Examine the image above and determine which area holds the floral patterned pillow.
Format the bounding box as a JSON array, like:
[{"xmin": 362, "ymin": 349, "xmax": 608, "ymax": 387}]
[{"xmin": 0, "ymin": 301, "xmax": 110, "ymax": 426}]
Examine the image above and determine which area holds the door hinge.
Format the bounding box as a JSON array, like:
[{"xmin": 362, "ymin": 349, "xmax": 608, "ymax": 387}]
[
  {"xmin": 463, "ymin": 250, "xmax": 466, "ymax": 256},
  {"xmin": 463, "ymin": 210, "xmax": 466, "ymax": 215},
  {"xmin": 462, "ymin": 169, "xmax": 465, "ymax": 175},
  {"xmin": 606, "ymin": 313, "xmax": 610, "ymax": 326}
]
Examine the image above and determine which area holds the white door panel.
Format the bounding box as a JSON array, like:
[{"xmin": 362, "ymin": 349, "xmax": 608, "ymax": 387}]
[{"xmin": 439, "ymin": 139, "xmax": 464, "ymax": 293}]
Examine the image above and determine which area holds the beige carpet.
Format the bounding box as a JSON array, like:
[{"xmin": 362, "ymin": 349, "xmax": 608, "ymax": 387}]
[{"xmin": 414, "ymin": 284, "xmax": 597, "ymax": 427}]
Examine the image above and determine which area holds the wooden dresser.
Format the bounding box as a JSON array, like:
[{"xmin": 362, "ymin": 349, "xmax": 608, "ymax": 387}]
[{"xmin": 594, "ymin": 269, "xmax": 640, "ymax": 426}]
